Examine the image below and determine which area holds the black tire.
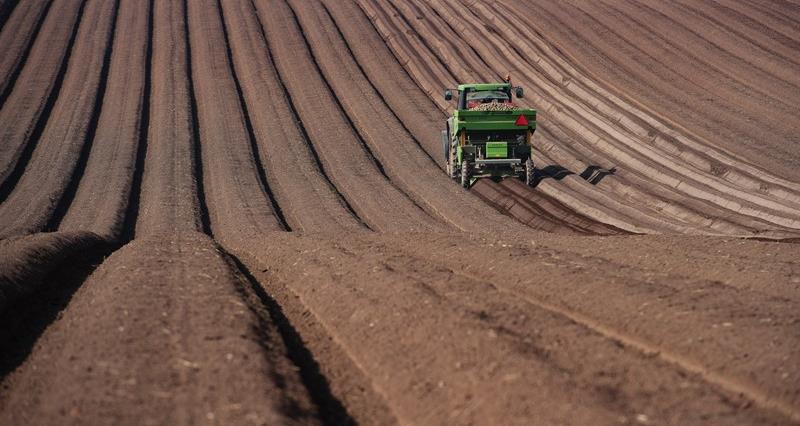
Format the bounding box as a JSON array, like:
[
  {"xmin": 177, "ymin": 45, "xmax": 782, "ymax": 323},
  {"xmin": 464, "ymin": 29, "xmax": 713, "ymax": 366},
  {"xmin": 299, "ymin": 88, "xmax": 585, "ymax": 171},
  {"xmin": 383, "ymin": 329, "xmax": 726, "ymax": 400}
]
[
  {"xmin": 441, "ymin": 130, "xmax": 449, "ymax": 163},
  {"xmin": 448, "ymin": 139, "xmax": 458, "ymax": 179},
  {"xmin": 525, "ymin": 158, "xmax": 535, "ymax": 186},
  {"xmin": 461, "ymin": 160, "xmax": 471, "ymax": 188}
]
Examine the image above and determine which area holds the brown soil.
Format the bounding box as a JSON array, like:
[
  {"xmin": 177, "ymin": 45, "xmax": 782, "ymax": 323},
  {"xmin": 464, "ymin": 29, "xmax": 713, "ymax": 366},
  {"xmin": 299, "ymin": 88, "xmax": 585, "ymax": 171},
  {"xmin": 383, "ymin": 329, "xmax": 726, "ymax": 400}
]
[{"xmin": 0, "ymin": 0, "xmax": 798, "ymax": 424}]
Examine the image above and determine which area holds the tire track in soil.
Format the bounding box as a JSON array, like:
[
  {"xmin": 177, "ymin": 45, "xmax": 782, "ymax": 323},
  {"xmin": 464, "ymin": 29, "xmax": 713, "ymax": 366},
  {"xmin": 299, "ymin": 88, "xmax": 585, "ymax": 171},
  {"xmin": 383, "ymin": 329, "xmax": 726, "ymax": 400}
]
[
  {"xmin": 252, "ymin": 0, "xmax": 446, "ymax": 233},
  {"xmin": 0, "ymin": 0, "xmax": 52, "ymax": 108},
  {"xmin": 230, "ymin": 232, "xmax": 794, "ymax": 425},
  {"xmin": 0, "ymin": 0, "xmax": 118, "ymax": 238},
  {"xmin": 221, "ymin": 248, "xmax": 360, "ymax": 426},
  {"xmin": 383, "ymin": 232, "xmax": 800, "ymax": 420},
  {"xmin": 0, "ymin": 0, "xmax": 85, "ymax": 200},
  {"xmin": 58, "ymin": 0, "xmax": 149, "ymax": 240}
]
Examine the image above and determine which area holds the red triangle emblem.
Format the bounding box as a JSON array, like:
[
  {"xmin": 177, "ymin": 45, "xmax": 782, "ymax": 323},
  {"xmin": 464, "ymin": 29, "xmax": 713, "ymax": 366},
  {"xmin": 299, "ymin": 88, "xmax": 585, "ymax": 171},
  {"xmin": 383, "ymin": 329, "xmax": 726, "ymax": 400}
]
[{"xmin": 515, "ymin": 114, "xmax": 529, "ymax": 126}]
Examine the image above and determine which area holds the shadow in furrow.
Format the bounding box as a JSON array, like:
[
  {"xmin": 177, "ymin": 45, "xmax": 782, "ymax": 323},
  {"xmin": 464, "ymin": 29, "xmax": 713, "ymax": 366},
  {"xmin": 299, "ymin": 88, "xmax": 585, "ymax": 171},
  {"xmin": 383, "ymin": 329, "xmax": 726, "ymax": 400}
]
[
  {"xmin": 45, "ymin": 0, "xmax": 121, "ymax": 232},
  {"xmin": 220, "ymin": 248, "xmax": 356, "ymax": 426},
  {"xmin": 217, "ymin": 0, "xmax": 290, "ymax": 231},
  {"xmin": 120, "ymin": 0, "xmax": 154, "ymax": 242},
  {"xmin": 0, "ymin": 0, "xmax": 19, "ymax": 31},
  {"xmin": 0, "ymin": 0, "xmax": 55, "ymax": 109},
  {"xmin": 248, "ymin": 0, "xmax": 369, "ymax": 230},
  {"xmin": 0, "ymin": 0, "xmax": 88, "ymax": 203},
  {"xmin": 182, "ymin": 0, "xmax": 212, "ymax": 236},
  {"xmin": 0, "ymin": 242, "xmax": 113, "ymax": 380}
]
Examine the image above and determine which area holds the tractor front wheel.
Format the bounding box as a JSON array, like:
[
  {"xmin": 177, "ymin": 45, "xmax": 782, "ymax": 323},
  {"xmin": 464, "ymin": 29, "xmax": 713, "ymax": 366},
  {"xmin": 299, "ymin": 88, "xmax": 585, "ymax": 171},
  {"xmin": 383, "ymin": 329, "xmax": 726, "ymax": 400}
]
[
  {"xmin": 461, "ymin": 160, "xmax": 471, "ymax": 188},
  {"xmin": 525, "ymin": 158, "xmax": 535, "ymax": 186}
]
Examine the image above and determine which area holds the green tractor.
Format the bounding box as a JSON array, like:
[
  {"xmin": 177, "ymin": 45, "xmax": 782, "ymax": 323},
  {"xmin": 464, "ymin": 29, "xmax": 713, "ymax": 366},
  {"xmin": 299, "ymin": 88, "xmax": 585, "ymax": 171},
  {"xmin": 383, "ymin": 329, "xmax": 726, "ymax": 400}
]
[{"xmin": 442, "ymin": 82, "xmax": 537, "ymax": 188}]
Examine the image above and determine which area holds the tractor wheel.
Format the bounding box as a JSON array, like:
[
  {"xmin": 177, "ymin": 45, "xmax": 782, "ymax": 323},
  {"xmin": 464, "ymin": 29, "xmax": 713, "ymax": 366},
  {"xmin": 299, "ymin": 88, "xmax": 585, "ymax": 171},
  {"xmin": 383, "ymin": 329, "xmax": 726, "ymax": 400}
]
[
  {"xmin": 448, "ymin": 140, "xmax": 458, "ymax": 179},
  {"xmin": 461, "ymin": 160, "xmax": 471, "ymax": 188},
  {"xmin": 525, "ymin": 158, "xmax": 535, "ymax": 186}
]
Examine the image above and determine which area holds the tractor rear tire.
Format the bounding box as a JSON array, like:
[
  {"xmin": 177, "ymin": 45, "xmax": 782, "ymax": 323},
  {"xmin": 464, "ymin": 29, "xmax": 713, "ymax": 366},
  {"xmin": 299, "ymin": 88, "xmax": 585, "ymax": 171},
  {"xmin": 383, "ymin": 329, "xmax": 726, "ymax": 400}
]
[
  {"xmin": 461, "ymin": 160, "xmax": 471, "ymax": 188},
  {"xmin": 448, "ymin": 140, "xmax": 458, "ymax": 179},
  {"xmin": 525, "ymin": 158, "xmax": 535, "ymax": 186}
]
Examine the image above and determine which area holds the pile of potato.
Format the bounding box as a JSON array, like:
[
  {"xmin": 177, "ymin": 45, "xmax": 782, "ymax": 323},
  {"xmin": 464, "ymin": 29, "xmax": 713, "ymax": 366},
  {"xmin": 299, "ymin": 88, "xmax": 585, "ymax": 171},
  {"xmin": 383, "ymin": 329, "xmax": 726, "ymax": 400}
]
[{"xmin": 468, "ymin": 101, "xmax": 522, "ymax": 111}]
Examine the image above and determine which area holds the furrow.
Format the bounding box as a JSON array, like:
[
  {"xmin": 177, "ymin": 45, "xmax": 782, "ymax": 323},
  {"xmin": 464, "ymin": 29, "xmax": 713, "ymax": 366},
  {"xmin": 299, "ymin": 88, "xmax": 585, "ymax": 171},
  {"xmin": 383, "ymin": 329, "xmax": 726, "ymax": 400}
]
[
  {"xmin": 450, "ymin": 0, "xmax": 797, "ymax": 218},
  {"xmin": 400, "ymin": 0, "xmax": 800, "ymax": 231},
  {"xmin": 216, "ymin": 0, "xmax": 289, "ymax": 232},
  {"xmin": 362, "ymin": 0, "xmax": 720, "ymax": 232},
  {"xmin": 733, "ymin": 0, "xmax": 800, "ymax": 38},
  {"xmin": 499, "ymin": 179, "xmax": 629, "ymax": 235},
  {"xmin": 0, "ymin": 233, "xmax": 113, "ymax": 381},
  {"xmin": 712, "ymin": 0, "xmax": 800, "ymax": 46},
  {"xmin": 0, "ymin": 0, "xmax": 19, "ymax": 30},
  {"xmin": 600, "ymin": 0, "xmax": 798, "ymax": 115},
  {"xmin": 0, "ymin": 231, "xmax": 108, "ymax": 314},
  {"xmin": 0, "ymin": 233, "xmax": 322, "ymax": 425},
  {"xmin": 664, "ymin": 0, "xmax": 800, "ymax": 82},
  {"xmin": 325, "ymin": 0, "xmax": 620, "ymax": 235},
  {"xmin": 135, "ymin": 0, "xmax": 203, "ymax": 236},
  {"xmin": 59, "ymin": 0, "xmax": 147, "ymax": 240},
  {"xmin": 354, "ymin": 0, "xmax": 707, "ymax": 234},
  {"xmin": 0, "ymin": 0, "xmax": 85, "ymax": 200},
  {"xmin": 0, "ymin": 0, "xmax": 117, "ymax": 238},
  {"xmin": 469, "ymin": 180, "xmax": 587, "ymax": 235},
  {"xmin": 185, "ymin": 0, "xmax": 284, "ymax": 239},
  {"xmin": 490, "ymin": 0, "xmax": 800, "ymax": 197},
  {"xmin": 505, "ymin": 0, "xmax": 800, "ymax": 189},
  {"xmin": 0, "ymin": 0, "xmax": 52, "ymax": 108},
  {"xmin": 42, "ymin": 0, "xmax": 120, "ymax": 233},
  {"xmin": 252, "ymin": 0, "xmax": 443, "ymax": 233},
  {"xmin": 220, "ymin": 247, "xmax": 363, "ymax": 426},
  {"xmin": 218, "ymin": 0, "xmax": 364, "ymax": 235},
  {"xmin": 681, "ymin": 0, "xmax": 800, "ymax": 65},
  {"xmin": 288, "ymin": 0, "xmax": 520, "ymax": 234}
]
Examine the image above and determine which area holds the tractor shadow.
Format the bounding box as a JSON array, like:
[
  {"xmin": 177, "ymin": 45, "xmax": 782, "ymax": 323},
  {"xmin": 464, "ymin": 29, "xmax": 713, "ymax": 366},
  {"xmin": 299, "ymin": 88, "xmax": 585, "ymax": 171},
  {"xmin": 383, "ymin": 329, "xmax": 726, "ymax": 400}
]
[{"xmin": 530, "ymin": 164, "xmax": 616, "ymax": 187}]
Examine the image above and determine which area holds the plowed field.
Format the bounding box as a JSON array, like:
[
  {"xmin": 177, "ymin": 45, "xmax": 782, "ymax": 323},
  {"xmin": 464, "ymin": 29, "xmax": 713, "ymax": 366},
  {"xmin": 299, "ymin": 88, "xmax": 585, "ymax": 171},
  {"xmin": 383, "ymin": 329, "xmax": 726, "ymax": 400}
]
[{"xmin": 1, "ymin": 0, "xmax": 798, "ymax": 424}]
